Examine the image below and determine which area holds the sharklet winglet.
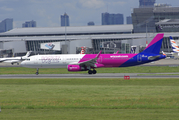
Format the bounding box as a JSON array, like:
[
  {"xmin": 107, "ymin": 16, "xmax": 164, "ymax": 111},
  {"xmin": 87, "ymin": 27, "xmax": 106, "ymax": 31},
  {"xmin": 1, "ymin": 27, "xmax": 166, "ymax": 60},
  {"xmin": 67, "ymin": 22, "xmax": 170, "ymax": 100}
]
[{"xmin": 96, "ymin": 51, "xmax": 102, "ymax": 58}]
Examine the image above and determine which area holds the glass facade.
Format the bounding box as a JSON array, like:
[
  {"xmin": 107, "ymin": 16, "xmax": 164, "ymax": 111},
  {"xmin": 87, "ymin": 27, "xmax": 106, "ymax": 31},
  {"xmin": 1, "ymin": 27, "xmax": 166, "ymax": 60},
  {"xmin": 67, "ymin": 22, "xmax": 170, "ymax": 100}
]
[
  {"xmin": 92, "ymin": 35, "xmax": 179, "ymax": 54},
  {"xmin": 139, "ymin": 0, "xmax": 155, "ymax": 7},
  {"xmin": 22, "ymin": 20, "xmax": 36, "ymax": 28},
  {"xmin": 132, "ymin": 6, "xmax": 179, "ymax": 33},
  {"xmin": 102, "ymin": 13, "xmax": 124, "ymax": 25},
  {"xmin": 126, "ymin": 16, "xmax": 132, "ymax": 24},
  {"xmin": 26, "ymin": 40, "xmax": 62, "ymax": 54},
  {"xmin": 0, "ymin": 18, "xmax": 13, "ymax": 33},
  {"xmin": 132, "ymin": 7, "xmax": 156, "ymax": 33},
  {"xmin": 161, "ymin": 37, "xmax": 172, "ymax": 53},
  {"xmin": 156, "ymin": 20, "xmax": 179, "ymax": 32},
  {"xmin": 61, "ymin": 13, "xmax": 70, "ymax": 27},
  {"xmin": 88, "ymin": 21, "xmax": 95, "ymax": 26},
  {"xmin": 92, "ymin": 38, "xmax": 131, "ymax": 54},
  {"xmin": 1, "ymin": 33, "xmax": 179, "ymax": 55}
]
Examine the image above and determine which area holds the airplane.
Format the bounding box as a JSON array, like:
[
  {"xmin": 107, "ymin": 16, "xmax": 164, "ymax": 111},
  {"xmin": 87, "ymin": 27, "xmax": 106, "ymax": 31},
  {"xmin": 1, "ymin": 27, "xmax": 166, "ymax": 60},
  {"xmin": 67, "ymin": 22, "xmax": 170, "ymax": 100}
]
[
  {"xmin": 0, "ymin": 51, "xmax": 31, "ymax": 65},
  {"xmin": 0, "ymin": 46, "xmax": 85, "ymax": 65},
  {"xmin": 21, "ymin": 34, "xmax": 166, "ymax": 75},
  {"xmin": 162, "ymin": 36, "xmax": 179, "ymax": 58},
  {"xmin": 170, "ymin": 36, "xmax": 179, "ymax": 53}
]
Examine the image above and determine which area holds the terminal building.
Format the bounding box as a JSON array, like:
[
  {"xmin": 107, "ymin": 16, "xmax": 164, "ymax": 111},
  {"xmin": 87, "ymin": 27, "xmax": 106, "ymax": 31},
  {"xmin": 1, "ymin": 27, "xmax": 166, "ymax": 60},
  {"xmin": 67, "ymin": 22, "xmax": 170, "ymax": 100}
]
[
  {"xmin": 0, "ymin": 24, "xmax": 178, "ymax": 57},
  {"xmin": 132, "ymin": 5, "xmax": 179, "ymax": 33},
  {"xmin": 0, "ymin": 25, "xmax": 133, "ymax": 56}
]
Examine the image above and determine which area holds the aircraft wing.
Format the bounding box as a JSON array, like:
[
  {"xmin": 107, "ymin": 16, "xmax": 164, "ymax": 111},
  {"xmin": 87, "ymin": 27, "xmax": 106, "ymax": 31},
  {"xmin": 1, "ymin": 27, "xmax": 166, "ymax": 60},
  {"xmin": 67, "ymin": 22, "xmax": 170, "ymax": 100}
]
[
  {"xmin": 0, "ymin": 58, "xmax": 21, "ymax": 63},
  {"xmin": 71, "ymin": 51, "xmax": 102, "ymax": 67},
  {"xmin": 0, "ymin": 51, "xmax": 31, "ymax": 63},
  {"xmin": 0, "ymin": 58, "xmax": 6, "ymax": 63}
]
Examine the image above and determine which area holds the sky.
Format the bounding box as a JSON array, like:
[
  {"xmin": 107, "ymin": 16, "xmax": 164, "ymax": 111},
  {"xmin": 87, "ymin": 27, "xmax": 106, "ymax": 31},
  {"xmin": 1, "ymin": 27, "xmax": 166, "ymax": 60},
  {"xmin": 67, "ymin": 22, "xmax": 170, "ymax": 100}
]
[{"xmin": 0, "ymin": 0, "xmax": 179, "ymax": 28}]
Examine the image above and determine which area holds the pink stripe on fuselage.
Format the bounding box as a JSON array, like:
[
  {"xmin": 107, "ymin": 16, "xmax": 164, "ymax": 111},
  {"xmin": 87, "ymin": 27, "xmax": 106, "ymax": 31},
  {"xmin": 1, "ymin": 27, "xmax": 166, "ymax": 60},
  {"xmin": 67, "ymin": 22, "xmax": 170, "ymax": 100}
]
[{"xmin": 79, "ymin": 54, "xmax": 137, "ymax": 67}]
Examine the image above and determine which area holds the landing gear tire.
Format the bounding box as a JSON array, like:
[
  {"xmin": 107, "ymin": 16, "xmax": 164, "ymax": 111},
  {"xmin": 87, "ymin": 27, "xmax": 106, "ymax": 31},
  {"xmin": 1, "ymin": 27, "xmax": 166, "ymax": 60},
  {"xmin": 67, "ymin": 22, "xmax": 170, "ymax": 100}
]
[
  {"xmin": 88, "ymin": 70, "xmax": 93, "ymax": 74},
  {"xmin": 88, "ymin": 70, "xmax": 97, "ymax": 74},
  {"xmin": 36, "ymin": 68, "xmax": 39, "ymax": 75},
  {"xmin": 93, "ymin": 70, "xmax": 97, "ymax": 74}
]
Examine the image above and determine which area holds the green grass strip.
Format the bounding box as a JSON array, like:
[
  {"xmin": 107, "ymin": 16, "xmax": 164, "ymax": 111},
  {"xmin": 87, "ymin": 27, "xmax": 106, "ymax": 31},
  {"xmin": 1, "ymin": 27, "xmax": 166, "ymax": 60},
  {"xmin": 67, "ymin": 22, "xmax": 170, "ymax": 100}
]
[
  {"xmin": 1, "ymin": 66, "xmax": 179, "ymax": 74},
  {"xmin": 1, "ymin": 78, "xmax": 179, "ymax": 120},
  {"xmin": 1, "ymin": 78, "xmax": 179, "ymax": 109}
]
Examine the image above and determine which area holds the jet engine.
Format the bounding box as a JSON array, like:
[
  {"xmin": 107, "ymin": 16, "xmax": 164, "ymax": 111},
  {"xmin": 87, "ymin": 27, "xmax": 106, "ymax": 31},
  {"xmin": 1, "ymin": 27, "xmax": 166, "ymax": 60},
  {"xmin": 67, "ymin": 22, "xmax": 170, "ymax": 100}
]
[{"xmin": 67, "ymin": 65, "xmax": 86, "ymax": 71}]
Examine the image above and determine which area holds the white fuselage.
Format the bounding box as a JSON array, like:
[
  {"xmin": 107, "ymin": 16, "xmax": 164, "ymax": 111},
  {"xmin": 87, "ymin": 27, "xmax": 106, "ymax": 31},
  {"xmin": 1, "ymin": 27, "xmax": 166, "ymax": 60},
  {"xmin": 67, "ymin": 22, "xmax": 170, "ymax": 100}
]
[{"xmin": 21, "ymin": 54, "xmax": 85, "ymax": 68}]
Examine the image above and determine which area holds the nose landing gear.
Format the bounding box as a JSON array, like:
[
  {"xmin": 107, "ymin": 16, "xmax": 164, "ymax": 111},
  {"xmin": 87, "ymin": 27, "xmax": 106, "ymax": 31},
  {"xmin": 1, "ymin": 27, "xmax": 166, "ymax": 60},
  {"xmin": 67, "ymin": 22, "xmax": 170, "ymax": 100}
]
[{"xmin": 35, "ymin": 68, "xmax": 39, "ymax": 75}]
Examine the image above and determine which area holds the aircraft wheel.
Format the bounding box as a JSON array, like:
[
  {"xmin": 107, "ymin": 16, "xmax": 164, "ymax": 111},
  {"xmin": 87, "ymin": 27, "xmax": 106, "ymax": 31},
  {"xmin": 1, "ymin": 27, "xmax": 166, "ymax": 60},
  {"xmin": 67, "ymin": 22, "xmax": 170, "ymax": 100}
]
[
  {"xmin": 36, "ymin": 68, "xmax": 39, "ymax": 75},
  {"xmin": 93, "ymin": 70, "xmax": 97, "ymax": 74},
  {"xmin": 88, "ymin": 70, "xmax": 93, "ymax": 74},
  {"xmin": 35, "ymin": 68, "xmax": 39, "ymax": 75}
]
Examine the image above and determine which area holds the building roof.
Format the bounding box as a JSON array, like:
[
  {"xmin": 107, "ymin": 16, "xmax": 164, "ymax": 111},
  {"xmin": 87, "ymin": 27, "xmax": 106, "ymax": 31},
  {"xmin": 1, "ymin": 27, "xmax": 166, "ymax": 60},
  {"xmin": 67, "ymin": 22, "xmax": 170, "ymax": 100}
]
[
  {"xmin": 1, "ymin": 31, "xmax": 179, "ymax": 42},
  {"xmin": 1, "ymin": 24, "xmax": 179, "ymax": 42},
  {"xmin": 0, "ymin": 25, "xmax": 133, "ymax": 36}
]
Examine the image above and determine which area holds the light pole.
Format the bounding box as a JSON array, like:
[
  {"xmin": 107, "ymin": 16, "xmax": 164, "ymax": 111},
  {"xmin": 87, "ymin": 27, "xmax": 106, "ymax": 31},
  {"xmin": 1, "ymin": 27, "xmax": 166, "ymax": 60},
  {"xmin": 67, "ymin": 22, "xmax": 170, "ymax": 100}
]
[
  {"xmin": 146, "ymin": 21, "xmax": 148, "ymax": 47},
  {"xmin": 65, "ymin": 13, "xmax": 67, "ymax": 45}
]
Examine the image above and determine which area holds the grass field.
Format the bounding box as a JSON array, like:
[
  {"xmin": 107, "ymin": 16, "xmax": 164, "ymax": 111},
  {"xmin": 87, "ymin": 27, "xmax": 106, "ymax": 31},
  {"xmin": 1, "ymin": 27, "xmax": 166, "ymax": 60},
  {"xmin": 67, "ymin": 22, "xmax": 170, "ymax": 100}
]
[
  {"xmin": 1, "ymin": 66, "xmax": 179, "ymax": 74},
  {"xmin": 1, "ymin": 78, "xmax": 179, "ymax": 120}
]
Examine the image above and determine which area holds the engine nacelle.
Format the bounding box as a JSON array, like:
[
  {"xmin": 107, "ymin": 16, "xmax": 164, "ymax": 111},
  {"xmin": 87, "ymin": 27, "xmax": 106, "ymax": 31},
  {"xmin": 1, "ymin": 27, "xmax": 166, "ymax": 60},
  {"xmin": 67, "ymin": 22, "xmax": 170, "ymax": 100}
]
[{"xmin": 67, "ymin": 65, "xmax": 86, "ymax": 72}]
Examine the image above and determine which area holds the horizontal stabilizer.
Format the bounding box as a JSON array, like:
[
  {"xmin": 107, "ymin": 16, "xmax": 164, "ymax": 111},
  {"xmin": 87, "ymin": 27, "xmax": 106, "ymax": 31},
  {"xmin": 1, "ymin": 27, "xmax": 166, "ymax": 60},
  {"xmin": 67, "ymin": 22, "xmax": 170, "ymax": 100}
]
[{"xmin": 148, "ymin": 55, "xmax": 161, "ymax": 60}]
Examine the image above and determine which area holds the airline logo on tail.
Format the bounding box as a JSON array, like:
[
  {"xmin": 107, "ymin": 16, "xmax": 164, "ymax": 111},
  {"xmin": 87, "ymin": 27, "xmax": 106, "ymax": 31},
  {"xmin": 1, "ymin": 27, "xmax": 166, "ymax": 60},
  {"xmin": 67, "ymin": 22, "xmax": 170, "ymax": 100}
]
[{"xmin": 170, "ymin": 36, "xmax": 179, "ymax": 53}]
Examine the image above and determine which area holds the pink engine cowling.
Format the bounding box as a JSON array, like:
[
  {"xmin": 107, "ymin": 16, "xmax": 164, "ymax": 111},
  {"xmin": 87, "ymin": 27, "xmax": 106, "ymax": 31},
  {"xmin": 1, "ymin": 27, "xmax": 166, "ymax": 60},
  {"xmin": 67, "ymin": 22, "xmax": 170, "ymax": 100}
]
[{"xmin": 67, "ymin": 65, "xmax": 86, "ymax": 71}]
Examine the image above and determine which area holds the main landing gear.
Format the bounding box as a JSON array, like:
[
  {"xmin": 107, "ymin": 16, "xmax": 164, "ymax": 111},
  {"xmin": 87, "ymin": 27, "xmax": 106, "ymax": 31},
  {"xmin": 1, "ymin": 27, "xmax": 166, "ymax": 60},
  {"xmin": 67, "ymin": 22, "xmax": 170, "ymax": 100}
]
[
  {"xmin": 36, "ymin": 68, "xmax": 39, "ymax": 75},
  {"xmin": 88, "ymin": 69, "xmax": 97, "ymax": 74}
]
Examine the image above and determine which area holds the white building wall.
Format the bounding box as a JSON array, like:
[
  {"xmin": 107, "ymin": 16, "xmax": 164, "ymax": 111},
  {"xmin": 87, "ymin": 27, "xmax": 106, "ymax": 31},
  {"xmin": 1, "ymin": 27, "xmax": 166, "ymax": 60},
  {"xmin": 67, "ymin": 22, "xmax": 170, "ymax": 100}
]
[
  {"xmin": 4, "ymin": 41, "xmax": 26, "ymax": 53},
  {"xmin": 0, "ymin": 42, "xmax": 3, "ymax": 49}
]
